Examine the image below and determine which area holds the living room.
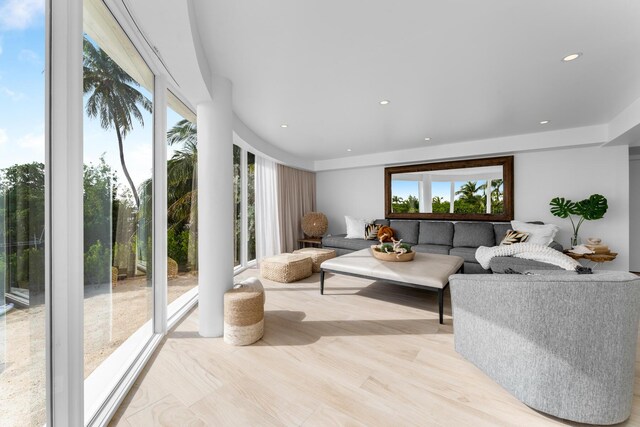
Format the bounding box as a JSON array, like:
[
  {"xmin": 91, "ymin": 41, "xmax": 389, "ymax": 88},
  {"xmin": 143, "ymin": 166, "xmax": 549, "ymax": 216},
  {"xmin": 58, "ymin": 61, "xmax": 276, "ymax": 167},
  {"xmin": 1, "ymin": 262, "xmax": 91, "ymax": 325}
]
[{"xmin": 1, "ymin": 0, "xmax": 639, "ymax": 426}]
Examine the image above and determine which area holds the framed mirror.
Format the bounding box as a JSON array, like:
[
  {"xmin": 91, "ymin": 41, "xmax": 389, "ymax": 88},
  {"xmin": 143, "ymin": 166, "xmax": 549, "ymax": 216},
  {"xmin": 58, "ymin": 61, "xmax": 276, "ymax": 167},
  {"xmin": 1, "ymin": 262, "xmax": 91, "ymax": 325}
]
[{"xmin": 385, "ymin": 156, "xmax": 514, "ymax": 221}]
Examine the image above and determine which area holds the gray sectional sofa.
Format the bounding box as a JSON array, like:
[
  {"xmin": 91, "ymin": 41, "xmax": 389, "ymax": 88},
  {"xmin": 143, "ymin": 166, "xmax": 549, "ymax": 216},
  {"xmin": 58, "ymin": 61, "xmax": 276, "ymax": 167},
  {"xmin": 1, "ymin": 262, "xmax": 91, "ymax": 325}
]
[{"xmin": 321, "ymin": 219, "xmax": 563, "ymax": 274}]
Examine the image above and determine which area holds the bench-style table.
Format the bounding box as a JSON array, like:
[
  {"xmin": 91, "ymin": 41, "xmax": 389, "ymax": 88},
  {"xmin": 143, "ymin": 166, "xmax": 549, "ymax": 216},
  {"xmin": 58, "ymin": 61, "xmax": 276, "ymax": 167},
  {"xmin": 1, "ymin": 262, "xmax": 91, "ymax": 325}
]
[{"xmin": 320, "ymin": 248, "xmax": 464, "ymax": 324}]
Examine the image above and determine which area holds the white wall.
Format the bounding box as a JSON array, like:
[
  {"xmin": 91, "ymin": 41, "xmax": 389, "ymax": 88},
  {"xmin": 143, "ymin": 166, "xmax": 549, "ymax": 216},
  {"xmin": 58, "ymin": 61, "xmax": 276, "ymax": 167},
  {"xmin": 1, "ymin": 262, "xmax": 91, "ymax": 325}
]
[
  {"xmin": 515, "ymin": 145, "xmax": 629, "ymax": 271},
  {"xmin": 316, "ymin": 166, "xmax": 385, "ymax": 235},
  {"xmin": 630, "ymin": 155, "xmax": 640, "ymax": 272},
  {"xmin": 317, "ymin": 145, "xmax": 630, "ymax": 271}
]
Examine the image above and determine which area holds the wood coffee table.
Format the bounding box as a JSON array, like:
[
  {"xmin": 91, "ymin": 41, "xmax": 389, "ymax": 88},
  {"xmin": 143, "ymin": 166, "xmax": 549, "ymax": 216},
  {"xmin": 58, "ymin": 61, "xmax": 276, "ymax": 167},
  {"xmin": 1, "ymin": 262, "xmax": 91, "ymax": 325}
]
[{"xmin": 319, "ymin": 248, "xmax": 464, "ymax": 324}]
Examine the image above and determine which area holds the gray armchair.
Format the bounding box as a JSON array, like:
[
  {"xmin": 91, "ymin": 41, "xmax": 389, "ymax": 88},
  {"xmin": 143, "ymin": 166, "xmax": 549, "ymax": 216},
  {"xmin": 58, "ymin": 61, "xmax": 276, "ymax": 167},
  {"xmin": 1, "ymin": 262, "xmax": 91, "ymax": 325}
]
[{"xmin": 450, "ymin": 271, "xmax": 640, "ymax": 425}]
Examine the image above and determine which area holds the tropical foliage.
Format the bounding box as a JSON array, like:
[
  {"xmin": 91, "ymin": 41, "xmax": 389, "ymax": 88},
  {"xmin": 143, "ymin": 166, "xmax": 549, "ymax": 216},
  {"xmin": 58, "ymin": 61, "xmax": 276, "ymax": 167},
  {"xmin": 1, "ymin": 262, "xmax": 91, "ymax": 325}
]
[
  {"xmin": 83, "ymin": 35, "xmax": 152, "ymax": 209},
  {"xmin": 549, "ymin": 194, "xmax": 608, "ymax": 243},
  {"xmin": 392, "ymin": 180, "xmax": 504, "ymax": 214}
]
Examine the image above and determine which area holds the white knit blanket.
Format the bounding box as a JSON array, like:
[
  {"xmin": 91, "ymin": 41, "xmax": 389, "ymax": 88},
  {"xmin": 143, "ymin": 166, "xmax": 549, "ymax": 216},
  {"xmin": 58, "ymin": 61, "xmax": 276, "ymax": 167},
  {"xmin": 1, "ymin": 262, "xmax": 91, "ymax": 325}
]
[{"xmin": 475, "ymin": 243, "xmax": 581, "ymax": 271}]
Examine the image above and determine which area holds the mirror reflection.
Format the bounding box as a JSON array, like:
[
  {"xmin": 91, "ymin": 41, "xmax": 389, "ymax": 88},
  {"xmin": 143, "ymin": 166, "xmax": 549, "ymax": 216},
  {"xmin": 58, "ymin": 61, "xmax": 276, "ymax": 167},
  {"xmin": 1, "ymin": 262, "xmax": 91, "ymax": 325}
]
[{"xmin": 391, "ymin": 166, "xmax": 504, "ymax": 215}]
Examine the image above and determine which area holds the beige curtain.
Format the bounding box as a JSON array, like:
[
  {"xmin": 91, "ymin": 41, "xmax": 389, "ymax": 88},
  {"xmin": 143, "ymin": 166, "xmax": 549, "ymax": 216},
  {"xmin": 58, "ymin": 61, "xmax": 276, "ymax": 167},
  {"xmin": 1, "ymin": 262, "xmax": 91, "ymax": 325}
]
[{"xmin": 277, "ymin": 165, "xmax": 316, "ymax": 253}]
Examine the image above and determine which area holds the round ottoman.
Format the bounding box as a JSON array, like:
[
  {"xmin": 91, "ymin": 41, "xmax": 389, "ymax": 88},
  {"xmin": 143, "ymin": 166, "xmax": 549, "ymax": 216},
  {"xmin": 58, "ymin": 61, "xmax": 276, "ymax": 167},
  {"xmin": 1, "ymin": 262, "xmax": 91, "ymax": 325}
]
[
  {"xmin": 224, "ymin": 277, "xmax": 265, "ymax": 346},
  {"xmin": 260, "ymin": 253, "xmax": 313, "ymax": 283},
  {"xmin": 292, "ymin": 248, "xmax": 336, "ymax": 273}
]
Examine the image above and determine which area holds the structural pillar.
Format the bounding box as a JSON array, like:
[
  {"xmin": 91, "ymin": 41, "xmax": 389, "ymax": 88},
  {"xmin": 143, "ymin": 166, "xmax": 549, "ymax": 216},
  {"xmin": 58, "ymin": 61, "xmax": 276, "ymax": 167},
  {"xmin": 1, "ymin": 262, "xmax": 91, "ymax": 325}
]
[{"xmin": 198, "ymin": 76, "xmax": 233, "ymax": 337}]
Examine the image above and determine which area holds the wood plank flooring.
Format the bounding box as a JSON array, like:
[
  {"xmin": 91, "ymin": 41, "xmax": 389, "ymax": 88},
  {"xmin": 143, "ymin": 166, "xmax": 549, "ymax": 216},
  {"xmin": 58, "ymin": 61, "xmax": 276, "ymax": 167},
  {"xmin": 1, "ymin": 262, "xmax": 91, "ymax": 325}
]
[{"xmin": 109, "ymin": 269, "xmax": 640, "ymax": 426}]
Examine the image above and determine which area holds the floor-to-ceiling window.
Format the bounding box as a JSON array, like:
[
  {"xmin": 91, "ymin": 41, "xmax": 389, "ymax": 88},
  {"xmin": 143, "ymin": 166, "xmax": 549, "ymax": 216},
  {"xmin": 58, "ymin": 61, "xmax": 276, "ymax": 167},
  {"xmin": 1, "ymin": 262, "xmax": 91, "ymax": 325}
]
[
  {"xmin": 233, "ymin": 144, "xmax": 242, "ymax": 267},
  {"xmin": 247, "ymin": 151, "xmax": 256, "ymax": 262},
  {"xmin": 167, "ymin": 91, "xmax": 198, "ymax": 305},
  {"xmin": 83, "ymin": 0, "xmax": 154, "ymax": 417},
  {"xmin": 233, "ymin": 144, "xmax": 256, "ymax": 270},
  {"xmin": 0, "ymin": 0, "xmax": 47, "ymax": 424}
]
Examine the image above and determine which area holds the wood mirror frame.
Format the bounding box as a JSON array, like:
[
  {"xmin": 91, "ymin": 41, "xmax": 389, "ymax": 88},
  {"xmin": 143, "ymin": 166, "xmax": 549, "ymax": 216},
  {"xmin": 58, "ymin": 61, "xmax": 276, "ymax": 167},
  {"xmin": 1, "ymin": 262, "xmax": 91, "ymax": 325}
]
[{"xmin": 385, "ymin": 156, "xmax": 514, "ymax": 221}]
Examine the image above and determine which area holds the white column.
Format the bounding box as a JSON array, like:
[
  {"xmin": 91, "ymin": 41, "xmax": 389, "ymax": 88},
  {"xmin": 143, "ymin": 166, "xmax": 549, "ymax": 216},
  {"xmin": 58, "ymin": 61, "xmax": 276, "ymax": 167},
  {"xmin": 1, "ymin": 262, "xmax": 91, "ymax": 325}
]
[
  {"xmin": 49, "ymin": 0, "xmax": 84, "ymax": 423},
  {"xmin": 449, "ymin": 182, "xmax": 456, "ymax": 213},
  {"xmin": 419, "ymin": 175, "xmax": 432, "ymax": 213},
  {"xmin": 153, "ymin": 76, "xmax": 168, "ymax": 334},
  {"xmin": 485, "ymin": 179, "xmax": 492, "ymax": 214},
  {"xmin": 198, "ymin": 76, "xmax": 233, "ymax": 337}
]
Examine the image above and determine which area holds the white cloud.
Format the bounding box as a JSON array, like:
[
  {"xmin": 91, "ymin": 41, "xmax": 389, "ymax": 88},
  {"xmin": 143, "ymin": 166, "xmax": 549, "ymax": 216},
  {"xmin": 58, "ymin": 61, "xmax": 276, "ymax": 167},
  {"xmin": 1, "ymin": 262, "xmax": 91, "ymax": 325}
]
[
  {"xmin": 18, "ymin": 130, "xmax": 43, "ymax": 149},
  {"xmin": 18, "ymin": 48, "xmax": 39, "ymax": 64},
  {"xmin": 0, "ymin": 0, "xmax": 45, "ymax": 31},
  {"xmin": 0, "ymin": 86, "xmax": 24, "ymax": 101},
  {"xmin": 0, "ymin": 128, "xmax": 7, "ymax": 145}
]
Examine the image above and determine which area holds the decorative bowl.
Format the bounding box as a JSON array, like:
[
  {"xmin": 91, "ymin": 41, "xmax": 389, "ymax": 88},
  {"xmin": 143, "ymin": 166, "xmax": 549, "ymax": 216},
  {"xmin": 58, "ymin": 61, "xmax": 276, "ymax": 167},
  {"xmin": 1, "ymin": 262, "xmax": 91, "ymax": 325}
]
[
  {"xmin": 370, "ymin": 246, "xmax": 416, "ymax": 262},
  {"xmin": 586, "ymin": 237, "xmax": 602, "ymax": 245}
]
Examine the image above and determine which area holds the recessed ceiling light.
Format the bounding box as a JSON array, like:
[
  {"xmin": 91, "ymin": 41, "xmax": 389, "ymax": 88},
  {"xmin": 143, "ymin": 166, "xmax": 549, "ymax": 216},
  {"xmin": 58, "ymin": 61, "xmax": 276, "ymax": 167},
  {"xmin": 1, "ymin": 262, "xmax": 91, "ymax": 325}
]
[
  {"xmin": 379, "ymin": 100, "xmax": 390, "ymax": 105},
  {"xmin": 280, "ymin": 124, "xmax": 288, "ymax": 128},
  {"xmin": 562, "ymin": 53, "xmax": 582, "ymax": 62},
  {"xmin": 539, "ymin": 120, "xmax": 550, "ymax": 125},
  {"xmin": 424, "ymin": 137, "xmax": 431, "ymax": 141},
  {"xmin": 347, "ymin": 148, "xmax": 352, "ymax": 152}
]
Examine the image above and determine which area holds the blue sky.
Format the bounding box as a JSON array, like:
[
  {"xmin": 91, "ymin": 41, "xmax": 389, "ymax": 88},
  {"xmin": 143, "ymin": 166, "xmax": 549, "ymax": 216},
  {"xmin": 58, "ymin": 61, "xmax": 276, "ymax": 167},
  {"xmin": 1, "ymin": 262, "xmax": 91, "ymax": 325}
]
[{"xmin": 0, "ymin": 0, "xmax": 188, "ymax": 191}]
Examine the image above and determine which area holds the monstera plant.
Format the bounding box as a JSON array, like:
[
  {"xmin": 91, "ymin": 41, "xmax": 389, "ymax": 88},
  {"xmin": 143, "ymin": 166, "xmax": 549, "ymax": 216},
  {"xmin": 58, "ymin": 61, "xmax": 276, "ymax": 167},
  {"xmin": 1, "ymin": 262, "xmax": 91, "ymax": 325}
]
[{"xmin": 549, "ymin": 194, "xmax": 608, "ymax": 247}]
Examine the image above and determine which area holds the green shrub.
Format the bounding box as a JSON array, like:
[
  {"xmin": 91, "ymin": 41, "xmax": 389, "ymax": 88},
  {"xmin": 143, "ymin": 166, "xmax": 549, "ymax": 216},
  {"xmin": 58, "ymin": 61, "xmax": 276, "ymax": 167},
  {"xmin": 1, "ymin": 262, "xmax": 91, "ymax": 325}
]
[{"xmin": 84, "ymin": 241, "xmax": 111, "ymax": 285}]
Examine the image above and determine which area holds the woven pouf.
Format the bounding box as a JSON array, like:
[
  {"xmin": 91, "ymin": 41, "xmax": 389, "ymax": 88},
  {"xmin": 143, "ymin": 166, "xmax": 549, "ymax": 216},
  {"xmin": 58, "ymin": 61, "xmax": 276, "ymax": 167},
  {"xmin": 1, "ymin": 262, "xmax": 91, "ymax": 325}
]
[
  {"xmin": 224, "ymin": 277, "xmax": 265, "ymax": 346},
  {"xmin": 292, "ymin": 248, "xmax": 337, "ymax": 273},
  {"xmin": 260, "ymin": 253, "xmax": 313, "ymax": 283}
]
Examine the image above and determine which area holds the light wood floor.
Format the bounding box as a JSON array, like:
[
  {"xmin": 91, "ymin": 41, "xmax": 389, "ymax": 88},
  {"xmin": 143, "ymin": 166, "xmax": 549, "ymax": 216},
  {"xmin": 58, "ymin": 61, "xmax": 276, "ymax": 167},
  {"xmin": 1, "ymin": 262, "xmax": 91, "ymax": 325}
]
[{"xmin": 110, "ymin": 269, "xmax": 640, "ymax": 426}]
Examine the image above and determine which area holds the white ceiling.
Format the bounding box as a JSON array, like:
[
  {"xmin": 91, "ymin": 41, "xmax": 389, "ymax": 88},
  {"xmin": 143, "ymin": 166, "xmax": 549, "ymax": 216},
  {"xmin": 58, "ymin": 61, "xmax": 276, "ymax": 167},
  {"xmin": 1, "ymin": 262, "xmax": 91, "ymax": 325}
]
[{"xmin": 190, "ymin": 0, "xmax": 640, "ymax": 161}]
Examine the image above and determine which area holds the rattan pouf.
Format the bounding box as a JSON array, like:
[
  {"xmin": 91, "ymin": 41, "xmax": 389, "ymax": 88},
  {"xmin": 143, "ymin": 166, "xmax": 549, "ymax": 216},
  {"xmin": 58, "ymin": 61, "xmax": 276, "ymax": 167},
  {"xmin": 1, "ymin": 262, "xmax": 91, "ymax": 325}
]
[
  {"xmin": 224, "ymin": 277, "xmax": 265, "ymax": 346},
  {"xmin": 292, "ymin": 248, "xmax": 337, "ymax": 273},
  {"xmin": 260, "ymin": 253, "xmax": 313, "ymax": 283}
]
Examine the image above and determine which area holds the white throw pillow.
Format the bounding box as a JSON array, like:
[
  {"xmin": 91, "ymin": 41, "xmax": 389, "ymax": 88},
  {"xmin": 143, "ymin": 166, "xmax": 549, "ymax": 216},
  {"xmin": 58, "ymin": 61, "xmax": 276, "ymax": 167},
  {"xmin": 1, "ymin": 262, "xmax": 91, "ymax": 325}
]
[
  {"xmin": 510, "ymin": 220, "xmax": 560, "ymax": 246},
  {"xmin": 345, "ymin": 216, "xmax": 370, "ymax": 239}
]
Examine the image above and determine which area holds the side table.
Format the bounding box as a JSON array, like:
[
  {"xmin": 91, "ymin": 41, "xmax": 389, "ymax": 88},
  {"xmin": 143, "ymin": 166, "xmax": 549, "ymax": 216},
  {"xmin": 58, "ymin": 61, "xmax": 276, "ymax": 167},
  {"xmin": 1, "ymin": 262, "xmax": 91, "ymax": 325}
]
[
  {"xmin": 564, "ymin": 250, "xmax": 617, "ymax": 269},
  {"xmin": 298, "ymin": 237, "xmax": 322, "ymax": 249}
]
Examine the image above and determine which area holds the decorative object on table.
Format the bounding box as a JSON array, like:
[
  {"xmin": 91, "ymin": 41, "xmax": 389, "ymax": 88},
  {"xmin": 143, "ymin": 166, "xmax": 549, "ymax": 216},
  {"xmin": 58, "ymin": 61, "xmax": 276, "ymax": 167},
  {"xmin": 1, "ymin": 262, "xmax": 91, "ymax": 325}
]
[
  {"xmin": 301, "ymin": 212, "xmax": 328, "ymax": 237},
  {"xmin": 371, "ymin": 238, "xmax": 415, "ymax": 262},
  {"xmin": 549, "ymin": 194, "xmax": 608, "ymax": 247},
  {"xmin": 224, "ymin": 277, "xmax": 265, "ymax": 346},
  {"xmin": 586, "ymin": 237, "xmax": 602, "ymax": 245},
  {"xmin": 499, "ymin": 230, "xmax": 530, "ymax": 245},
  {"xmin": 260, "ymin": 253, "xmax": 313, "ymax": 283},
  {"xmin": 292, "ymin": 248, "xmax": 336, "ymax": 272},
  {"xmin": 566, "ymin": 243, "xmax": 617, "ymax": 263},
  {"xmin": 376, "ymin": 225, "xmax": 394, "ymax": 242}
]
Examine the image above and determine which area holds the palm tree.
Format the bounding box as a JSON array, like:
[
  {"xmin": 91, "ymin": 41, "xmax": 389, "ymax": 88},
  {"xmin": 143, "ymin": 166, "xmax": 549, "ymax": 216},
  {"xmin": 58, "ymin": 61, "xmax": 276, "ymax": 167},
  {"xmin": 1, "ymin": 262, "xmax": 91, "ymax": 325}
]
[
  {"xmin": 166, "ymin": 119, "xmax": 198, "ymax": 271},
  {"xmin": 455, "ymin": 181, "xmax": 483, "ymax": 203},
  {"xmin": 166, "ymin": 120, "xmax": 197, "ymax": 228},
  {"xmin": 83, "ymin": 36, "xmax": 152, "ymax": 209}
]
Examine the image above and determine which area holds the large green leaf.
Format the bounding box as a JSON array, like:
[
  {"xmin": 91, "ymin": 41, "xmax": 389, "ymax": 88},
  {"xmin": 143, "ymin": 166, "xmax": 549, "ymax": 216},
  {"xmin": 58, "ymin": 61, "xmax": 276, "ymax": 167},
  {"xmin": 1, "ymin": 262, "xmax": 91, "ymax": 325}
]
[
  {"xmin": 549, "ymin": 197, "xmax": 577, "ymax": 218},
  {"xmin": 574, "ymin": 194, "xmax": 608, "ymax": 220}
]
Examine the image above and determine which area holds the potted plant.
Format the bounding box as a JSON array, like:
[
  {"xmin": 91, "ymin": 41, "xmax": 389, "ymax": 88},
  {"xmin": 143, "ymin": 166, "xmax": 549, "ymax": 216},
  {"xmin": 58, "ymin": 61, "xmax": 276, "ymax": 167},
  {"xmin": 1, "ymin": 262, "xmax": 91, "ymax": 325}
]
[{"xmin": 549, "ymin": 194, "xmax": 608, "ymax": 247}]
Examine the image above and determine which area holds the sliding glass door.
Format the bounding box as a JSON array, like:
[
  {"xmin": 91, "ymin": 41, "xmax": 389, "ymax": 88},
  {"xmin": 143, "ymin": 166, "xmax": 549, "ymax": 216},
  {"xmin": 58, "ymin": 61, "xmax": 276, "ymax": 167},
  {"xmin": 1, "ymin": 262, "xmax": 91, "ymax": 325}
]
[
  {"xmin": 0, "ymin": 0, "xmax": 47, "ymax": 424},
  {"xmin": 167, "ymin": 91, "xmax": 198, "ymax": 306},
  {"xmin": 233, "ymin": 144, "xmax": 256, "ymax": 270}
]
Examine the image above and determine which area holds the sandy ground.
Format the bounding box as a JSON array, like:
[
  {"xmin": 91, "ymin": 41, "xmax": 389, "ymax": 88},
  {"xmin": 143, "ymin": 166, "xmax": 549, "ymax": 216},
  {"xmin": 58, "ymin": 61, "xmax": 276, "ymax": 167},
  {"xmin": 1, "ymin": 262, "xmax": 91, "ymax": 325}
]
[{"xmin": 0, "ymin": 273, "xmax": 197, "ymax": 427}]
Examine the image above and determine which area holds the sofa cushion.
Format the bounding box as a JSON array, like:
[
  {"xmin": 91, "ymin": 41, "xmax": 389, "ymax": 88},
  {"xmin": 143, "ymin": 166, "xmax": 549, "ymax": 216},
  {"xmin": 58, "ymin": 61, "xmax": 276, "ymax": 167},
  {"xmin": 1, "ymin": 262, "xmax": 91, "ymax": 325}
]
[
  {"xmin": 418, "ymin": 221, "xmax": 454, "ymax": 246},
  {"xmin": 374, "ymin": 219, "xmax": 390, "ymax": 227},
  {"xmin": 389, "ymin": 220, "xmax": 419, "ymax": 244},
  {"xmin": 462, "ymin": 262, "xmax": 490, "ymax": 274},
  {"xmin": 453, "ymin": 222, "xmax": 496, "ymax": 248},
  {"xmin": 489, "ymin": 256, "xmax": 563, "ymax": 274},
  {"xmin": 412, "ymin": 244, "xmax": 452, "ymax": 255},
  {"xmin": 493, "ymin": 223, "xmax": 512, "ymax": 245},
  {"xmin": 449, "ymin": 247, "xmax": 479, "ymax": 263},
  {"xmin": 322, "ymin": 235, "xmax": 372, "ymax": 251}
]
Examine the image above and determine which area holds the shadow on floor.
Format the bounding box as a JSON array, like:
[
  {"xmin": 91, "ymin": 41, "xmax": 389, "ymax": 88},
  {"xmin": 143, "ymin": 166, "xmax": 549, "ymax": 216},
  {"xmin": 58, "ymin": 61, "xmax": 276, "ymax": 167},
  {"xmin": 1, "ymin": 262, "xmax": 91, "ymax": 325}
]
[{"xmin": 254, "ymin": 310, "xmax": 450, "ymax": 346}]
